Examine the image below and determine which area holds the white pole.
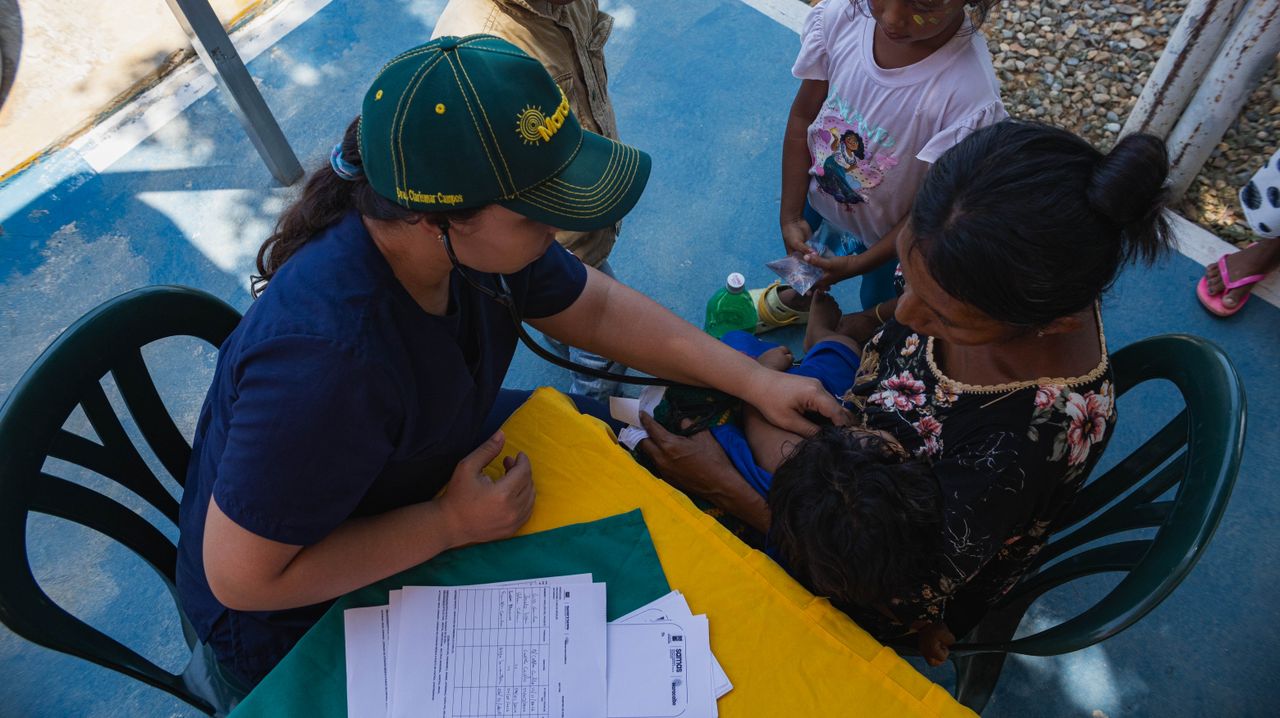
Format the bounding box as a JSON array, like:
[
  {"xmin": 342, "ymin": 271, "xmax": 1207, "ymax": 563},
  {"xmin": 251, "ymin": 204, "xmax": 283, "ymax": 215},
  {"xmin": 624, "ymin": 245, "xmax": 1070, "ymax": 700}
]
[
  {"xmin": 1165, "ymin": 0, "xmax": 1280, "ymax": 199},
  {"xmin": 1121, "ymin": 0, "xmax": 1250, "ymax": 140}
]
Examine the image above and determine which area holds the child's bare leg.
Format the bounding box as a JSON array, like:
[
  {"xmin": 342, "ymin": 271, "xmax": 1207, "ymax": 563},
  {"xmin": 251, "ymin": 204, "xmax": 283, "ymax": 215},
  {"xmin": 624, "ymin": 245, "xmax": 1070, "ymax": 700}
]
[
  {"xmin": 755, "ymin": 345, "xmax": 794, "ymax": 371},
  {"xmin": 804, "ymin": 292, "xmax": 863, "ymax": 355},
  {"xmin": 803, "ymin": 292, "xmax": 844, "ymax": 348}
]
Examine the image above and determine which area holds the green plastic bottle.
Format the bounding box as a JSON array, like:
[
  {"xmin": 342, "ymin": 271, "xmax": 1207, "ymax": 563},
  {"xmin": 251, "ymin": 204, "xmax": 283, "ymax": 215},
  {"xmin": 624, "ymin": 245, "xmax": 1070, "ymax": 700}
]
[{"xmin": 704, "ymin": 272, "xmax": 756, "ymax": 339}]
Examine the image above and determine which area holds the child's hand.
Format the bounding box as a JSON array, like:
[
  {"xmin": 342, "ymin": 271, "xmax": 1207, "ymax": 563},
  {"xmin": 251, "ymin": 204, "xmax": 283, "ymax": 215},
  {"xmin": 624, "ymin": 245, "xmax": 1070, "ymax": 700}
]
[
  {"xmin": 781, "ymin": 218, "xmax": 814, "ymax": 256},
  {"xmin": 915, "ymin": 621, "xmax": 956, "ymax": 667},
  {"xmin": 803, "ymin": 252, "xmax": 866, "ymax": 292}
]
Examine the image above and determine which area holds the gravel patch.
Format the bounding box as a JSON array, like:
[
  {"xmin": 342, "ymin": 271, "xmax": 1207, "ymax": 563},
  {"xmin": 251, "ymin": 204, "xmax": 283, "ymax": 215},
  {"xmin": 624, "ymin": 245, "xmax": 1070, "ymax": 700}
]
[{"xmin": 804, "ymin": 0, "xmax": 1279, "ymax": 248}]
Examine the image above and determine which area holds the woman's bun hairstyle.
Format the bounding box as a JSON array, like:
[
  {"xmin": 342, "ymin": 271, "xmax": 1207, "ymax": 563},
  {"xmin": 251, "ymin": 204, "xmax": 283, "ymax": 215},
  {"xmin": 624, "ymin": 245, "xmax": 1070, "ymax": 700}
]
[
  {"xmin": 1087, "ymin": 133, "xmax": 1171, "ymax": 264},
  {"xmin": 910, "ymin": 120, "xmax": 1173, "ymax": 327}
]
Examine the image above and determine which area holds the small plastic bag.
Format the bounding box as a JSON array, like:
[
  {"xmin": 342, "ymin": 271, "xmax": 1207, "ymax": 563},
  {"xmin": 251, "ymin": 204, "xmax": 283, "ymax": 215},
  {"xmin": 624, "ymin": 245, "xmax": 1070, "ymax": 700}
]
[
  {"xmin": 765, "ymin": 223, "xmax": 863, "ymax": 295},
  {"xmin": 765, "ymin": 253, "xmax": 824, "ymax": 296}
]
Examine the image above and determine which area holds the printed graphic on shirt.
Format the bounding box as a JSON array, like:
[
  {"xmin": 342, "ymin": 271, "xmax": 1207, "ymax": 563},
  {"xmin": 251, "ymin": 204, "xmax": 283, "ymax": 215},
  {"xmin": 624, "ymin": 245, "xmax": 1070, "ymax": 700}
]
[{"xmin": 808, "ymin": 96, "xmax": 900, "ymax": 212}]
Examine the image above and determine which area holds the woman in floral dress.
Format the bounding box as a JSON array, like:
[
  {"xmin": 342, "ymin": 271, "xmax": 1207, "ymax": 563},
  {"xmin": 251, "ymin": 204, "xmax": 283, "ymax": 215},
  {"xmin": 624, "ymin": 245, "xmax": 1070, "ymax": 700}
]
[{"xmin": 640, "ymin": 121, "xmax": 1173, "ymax": 658}]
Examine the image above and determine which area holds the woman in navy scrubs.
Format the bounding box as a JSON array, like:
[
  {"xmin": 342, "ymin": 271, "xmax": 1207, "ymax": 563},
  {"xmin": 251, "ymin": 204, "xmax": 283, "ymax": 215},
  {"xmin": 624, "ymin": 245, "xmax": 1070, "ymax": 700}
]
[{"xmin": 175, "ymin": 36, "xmax": 847, "ymax": 699}]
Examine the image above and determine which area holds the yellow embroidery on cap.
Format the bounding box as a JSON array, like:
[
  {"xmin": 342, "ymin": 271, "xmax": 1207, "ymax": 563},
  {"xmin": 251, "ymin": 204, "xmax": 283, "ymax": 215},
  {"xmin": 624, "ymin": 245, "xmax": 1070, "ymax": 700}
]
[
  {"xmin": 517, "ymin": 105, "xmax": 547, "ymax": 144},
  {"xmin": 515, "ymin": 88, "xmax": 571, "ymax": 145},
  {"xmin": 397, "ymin": 189, "xmax": 464, "ymax": 205},
  {"xmin": 913, "ymin": 14, "xmax": 925, "ymax": 25},
  {"xmin": 435, "ymin": 103, "xmax": 446, "ymax": 115},
  {"xmin": 375, "ymin": 90, "xmax": 384, "ymax": 100}
]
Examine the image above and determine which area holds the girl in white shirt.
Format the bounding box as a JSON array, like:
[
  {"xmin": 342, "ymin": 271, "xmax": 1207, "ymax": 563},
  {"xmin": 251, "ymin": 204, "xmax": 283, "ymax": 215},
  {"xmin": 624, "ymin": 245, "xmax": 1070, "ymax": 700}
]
[{"xmin": 766, "ymin": 0, "xmax": 1006, "ymax": 320}]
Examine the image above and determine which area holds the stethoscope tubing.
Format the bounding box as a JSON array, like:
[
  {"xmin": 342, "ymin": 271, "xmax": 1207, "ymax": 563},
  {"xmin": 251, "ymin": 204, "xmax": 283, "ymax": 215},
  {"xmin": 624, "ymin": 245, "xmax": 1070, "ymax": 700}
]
[{"xmin": 440, "ymin": 230, "xmax": 689, "ymax": 388}]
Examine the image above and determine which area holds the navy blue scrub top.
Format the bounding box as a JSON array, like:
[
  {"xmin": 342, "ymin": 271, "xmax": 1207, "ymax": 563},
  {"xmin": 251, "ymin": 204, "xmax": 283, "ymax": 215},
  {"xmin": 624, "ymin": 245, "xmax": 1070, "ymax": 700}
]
[{"xmin": 175, "ymin": 211, "xmax": 587, "ymax": 684}]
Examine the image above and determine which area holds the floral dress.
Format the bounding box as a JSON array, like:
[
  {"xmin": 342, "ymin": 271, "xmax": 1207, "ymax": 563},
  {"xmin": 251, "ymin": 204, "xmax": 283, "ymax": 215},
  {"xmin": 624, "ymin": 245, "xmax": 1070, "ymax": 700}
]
[{"xmin": 842, "ymin": 317, "xmax": 1116, "ymax": 639}]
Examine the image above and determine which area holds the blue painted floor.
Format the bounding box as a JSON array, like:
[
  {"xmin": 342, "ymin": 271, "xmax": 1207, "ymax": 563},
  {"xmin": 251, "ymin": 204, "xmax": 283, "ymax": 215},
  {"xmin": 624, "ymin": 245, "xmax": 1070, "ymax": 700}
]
[{"xmin": 1, "ymin": 1, "xmax": 1276, "ymax": 715}]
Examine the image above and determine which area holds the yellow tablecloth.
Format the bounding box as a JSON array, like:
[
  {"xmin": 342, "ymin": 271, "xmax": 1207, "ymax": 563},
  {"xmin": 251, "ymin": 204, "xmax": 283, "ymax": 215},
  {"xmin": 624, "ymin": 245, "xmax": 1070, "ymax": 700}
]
[{"xmin": 497, "ymin": 388, "xmax": 973, "ymax": 717}]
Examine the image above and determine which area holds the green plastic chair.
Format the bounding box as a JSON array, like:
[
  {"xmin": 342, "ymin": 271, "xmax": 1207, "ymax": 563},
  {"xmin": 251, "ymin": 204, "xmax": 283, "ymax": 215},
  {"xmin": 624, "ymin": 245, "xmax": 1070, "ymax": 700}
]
[
  {"xmin": 0, "ymin": 286, "xmax": 241, "ymax": 715},
  {"xmin": 943, "ymin": 334, "xmax": 1245, "ymax": 713}
]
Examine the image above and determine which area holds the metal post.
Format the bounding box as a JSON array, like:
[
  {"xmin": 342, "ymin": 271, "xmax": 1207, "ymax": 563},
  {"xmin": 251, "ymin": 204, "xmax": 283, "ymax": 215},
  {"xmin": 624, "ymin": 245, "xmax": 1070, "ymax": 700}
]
[
  {"xmin": 163, "ymin": 0, "xmax": 304, "ymax": 185},
  {"xmin": 1165, "ymin": 0, "xmax": 1280, "ymax": 199},
  {"xmin": 1120, "ymin": 0, "xmax": 1249, "ymax": 139}
]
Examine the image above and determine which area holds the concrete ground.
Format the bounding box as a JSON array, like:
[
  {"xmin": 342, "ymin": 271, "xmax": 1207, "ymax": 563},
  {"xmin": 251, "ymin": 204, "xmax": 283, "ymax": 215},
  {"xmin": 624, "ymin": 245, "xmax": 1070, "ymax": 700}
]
[
  {"xmin": 1, "ymin": 0, "xmax": 1278, "ymax": 716},
  {"xmin": 0, "ymin": 0, "xmax": 262, "ymax": 177}
]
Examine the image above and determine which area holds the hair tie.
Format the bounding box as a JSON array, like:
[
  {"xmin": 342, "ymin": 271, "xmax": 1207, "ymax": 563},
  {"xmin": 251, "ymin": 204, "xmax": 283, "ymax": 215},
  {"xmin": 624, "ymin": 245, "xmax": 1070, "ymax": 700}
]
[{"xmin": 329, "ymin": 143, "xmax": 363, "ymax": 181}]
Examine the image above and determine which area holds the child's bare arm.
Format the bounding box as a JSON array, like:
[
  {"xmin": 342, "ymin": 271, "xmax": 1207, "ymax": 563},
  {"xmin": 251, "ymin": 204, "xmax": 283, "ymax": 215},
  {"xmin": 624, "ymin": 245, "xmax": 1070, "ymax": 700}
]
[
  {"xmin": 781, "ymin": 79, "xmax": 829, "ymax": 255},
  {"xmin": 743, "ymin": 403, "xmax": 806, "ymax": 474}
]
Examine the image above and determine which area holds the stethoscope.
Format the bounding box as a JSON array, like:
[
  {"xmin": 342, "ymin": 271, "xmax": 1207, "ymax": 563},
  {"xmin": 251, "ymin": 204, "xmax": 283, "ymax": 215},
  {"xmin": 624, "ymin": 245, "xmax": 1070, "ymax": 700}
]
[{"xmin": 439, "ymin": 228, "xmax": 686, "ymax": 387}]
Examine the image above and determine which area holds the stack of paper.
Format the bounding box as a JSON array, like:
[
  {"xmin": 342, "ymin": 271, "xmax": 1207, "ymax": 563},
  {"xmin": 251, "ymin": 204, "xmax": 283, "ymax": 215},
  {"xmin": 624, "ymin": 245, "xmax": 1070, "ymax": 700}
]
[
  {"xmin": 345, "ymin": 575, "xmax": 606, "ymax": 718},
  {"xmin": 344, "ymin": 575, "xmax": 731, "ymax": 718},
  {"xmin": 608, "ymin": 590, "xmax": 731, "ymax": 718}
]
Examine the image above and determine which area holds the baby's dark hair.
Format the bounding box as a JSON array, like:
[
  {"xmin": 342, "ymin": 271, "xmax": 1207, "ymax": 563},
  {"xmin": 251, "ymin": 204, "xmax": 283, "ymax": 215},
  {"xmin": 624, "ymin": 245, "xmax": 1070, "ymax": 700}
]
[
  {"xmin": 849, "ymin": 1, "xmax": 1003, "ymax": 30},
  {"xmin": 909, "ymin": 120, "xmax": 1172, "ymax": 327},
  {"xmin": 768, "ymin": 427, "xmax": 943, "ymax": 608}
]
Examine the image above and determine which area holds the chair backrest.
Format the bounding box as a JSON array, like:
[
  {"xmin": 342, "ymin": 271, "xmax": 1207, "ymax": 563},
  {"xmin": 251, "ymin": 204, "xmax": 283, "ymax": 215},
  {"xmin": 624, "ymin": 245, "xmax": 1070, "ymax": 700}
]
[
  {"xmin": 957, "ymin": 334, "xmax": 1245, "ymax": 657},
  {"xmin": 0, "ymin": 286, "xmax": 240, "ymax": 712}
]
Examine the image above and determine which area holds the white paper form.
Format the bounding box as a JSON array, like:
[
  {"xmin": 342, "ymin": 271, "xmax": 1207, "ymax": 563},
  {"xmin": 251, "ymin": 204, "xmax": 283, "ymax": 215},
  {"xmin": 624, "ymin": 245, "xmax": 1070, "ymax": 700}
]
[
  {"xmin": 390, "ymin": 580, "xmax": 607, "ymax": 718},
  {"xmin": 345, "ymin": 604, "xmax": 394, "ymax": 718},
  {"xmin": 386, "ymin": 576, "xmax": 594, "ymax": 717},
  {"xmin": 347, "ymin": 577, "xmax": 594, "ymax": 718},
  {"xmin": 613, "ymin": 591, "xmax": 732, "ymax": 700},
  {"xmin": 607, "ymin": 621, "xmax": 696, "ymax": 718}
]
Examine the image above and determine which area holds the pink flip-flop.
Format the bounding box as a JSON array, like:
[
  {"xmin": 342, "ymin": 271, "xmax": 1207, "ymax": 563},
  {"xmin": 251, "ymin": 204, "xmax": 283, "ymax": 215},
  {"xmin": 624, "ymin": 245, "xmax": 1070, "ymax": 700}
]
[{"xmin": 1197, "ymin": 252, "xmax": 1266, "ymax": 317}]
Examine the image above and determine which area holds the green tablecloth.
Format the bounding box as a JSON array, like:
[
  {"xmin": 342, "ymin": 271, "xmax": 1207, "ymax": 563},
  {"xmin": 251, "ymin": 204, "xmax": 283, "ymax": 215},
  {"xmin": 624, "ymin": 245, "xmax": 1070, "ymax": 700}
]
[{"xmin": 229, "ymin": 510, "xmax": 669, "ymax": 717}]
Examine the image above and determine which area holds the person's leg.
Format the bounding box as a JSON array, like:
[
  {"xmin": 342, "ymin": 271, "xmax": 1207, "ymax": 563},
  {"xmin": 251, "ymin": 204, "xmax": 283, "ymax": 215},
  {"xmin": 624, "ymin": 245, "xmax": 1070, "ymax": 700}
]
[
  {"xmin": 804, "ymin": 291, "xmax": 847, "ymax": 352},
  {"xmin": 790, "ymin": 318, "xmax": 862, "ymax": 400},
  {"xmin": 541, "ymin": 332, "xmax": 572, "ymax": 361},
  {"xmin": 566, "ymin": 344, "xmax": 626, "ymax": 402},
  {"xmin": 1202, "ymin": 238, "xmax": 1280, "ymax": 311},
  {"xmin": 183, "ymin": 639, "xmax": 252, "ymax": 717},
  {"xmin": 564, "ymin": 259, "xmax": 628, "ymax": 401}
]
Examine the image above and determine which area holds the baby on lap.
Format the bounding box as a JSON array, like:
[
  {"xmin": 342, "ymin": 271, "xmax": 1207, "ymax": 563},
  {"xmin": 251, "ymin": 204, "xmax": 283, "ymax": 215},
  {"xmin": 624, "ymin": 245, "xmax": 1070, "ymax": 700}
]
[{"xmin": 701, "ymin": 294, "xmax": 953, "ymax": 662}]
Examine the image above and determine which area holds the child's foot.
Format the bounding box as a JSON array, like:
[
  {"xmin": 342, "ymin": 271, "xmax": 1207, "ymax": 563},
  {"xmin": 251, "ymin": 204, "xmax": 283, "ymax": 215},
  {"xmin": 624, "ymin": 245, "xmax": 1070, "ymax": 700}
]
[
  {"xmin": 756, "ymin": 345, "xmax": 794, "ymax": 371},
  {"xmin": 1202, "ymin": 240, "xmax": 1280, "ymax": 310},
  {"xmin": 751, "ymin": 282, "xmax": 810, "ymax": 333},
  {"xmin": 776, "ymin": 286, "xmax": 812, "ymax": 312},
  {"xmin": 804, "ymin": 291, "xmax": 843, "ymax": 350}
]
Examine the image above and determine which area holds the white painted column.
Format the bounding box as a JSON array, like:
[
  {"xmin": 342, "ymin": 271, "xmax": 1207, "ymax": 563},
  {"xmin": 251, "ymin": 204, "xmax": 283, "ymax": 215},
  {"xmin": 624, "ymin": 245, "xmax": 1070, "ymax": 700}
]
[
  {"xmin": 1164, "ymin": 0, "xmax": 1280, "ymax": 199},
  {"xmin": 1121, "ymin": 0, "xmax": 1249, "ymax": 139}
]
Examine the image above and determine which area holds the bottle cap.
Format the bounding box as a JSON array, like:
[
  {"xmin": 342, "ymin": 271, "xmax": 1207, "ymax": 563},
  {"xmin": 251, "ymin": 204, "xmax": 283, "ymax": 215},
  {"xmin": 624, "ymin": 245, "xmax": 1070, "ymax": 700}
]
[{"xmin": 726, "ymin": 272, "xmax": 746, "ymax": 292}]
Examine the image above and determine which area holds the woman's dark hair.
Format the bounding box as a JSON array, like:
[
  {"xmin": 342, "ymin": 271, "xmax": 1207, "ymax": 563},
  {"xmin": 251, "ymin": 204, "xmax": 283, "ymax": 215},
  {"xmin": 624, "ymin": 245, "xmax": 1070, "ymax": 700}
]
[
  {"xmin": 850, "ymin": 1, "xmax": 1002, "ymax": 30},
  {"xmin": 252, "ymin": 117, "xmax": 478, "ymax": 296},
  {"xmin": 910, "ymin": 120, "xmax": 1172, "ymax": 326},
  {"xmin": 768, "ymin": 428, "xmax": 943, "ymax": 608}
]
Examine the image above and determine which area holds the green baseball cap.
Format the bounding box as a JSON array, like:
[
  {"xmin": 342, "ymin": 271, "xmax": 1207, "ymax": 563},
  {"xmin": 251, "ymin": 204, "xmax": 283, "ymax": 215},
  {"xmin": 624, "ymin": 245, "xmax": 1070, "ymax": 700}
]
[{"xmin": 358, "ymin": 35, "xmax": 651, "ymax": 232}]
